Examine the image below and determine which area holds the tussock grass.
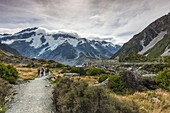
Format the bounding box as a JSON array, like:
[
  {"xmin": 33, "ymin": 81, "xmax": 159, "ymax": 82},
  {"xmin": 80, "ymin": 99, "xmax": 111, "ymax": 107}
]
[
  {"xmin": 72, "ymin": 76, "xmax": 98, "ymax": 86},
  {"xmin": 109, "ymin": 89, "xmax": 170, "ymax": 113},
  {"xmin": 16, "ymin": 67, "xmax": 38, "ymax": 80},
  {"xmin": 50, "ymin": 68, "xmax": 62, "ymax": 76}
]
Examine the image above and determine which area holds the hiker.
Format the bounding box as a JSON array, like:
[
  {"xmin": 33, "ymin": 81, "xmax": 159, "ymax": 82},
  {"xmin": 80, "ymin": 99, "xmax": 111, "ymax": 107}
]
[
  {"xmin": 37, "ymin": 68, "xmax": 41, "ymax": 76},
  {"xmin": 41, "ymin": 67, "xmax": 45, "ymax": 76},
  {"xmin": 45, "ymin": 68, "xmax": 50, "ymax": 76}
]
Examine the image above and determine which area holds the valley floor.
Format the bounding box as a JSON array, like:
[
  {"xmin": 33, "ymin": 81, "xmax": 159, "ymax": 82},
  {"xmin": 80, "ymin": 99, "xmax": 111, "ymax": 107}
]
[{"xmin": 6, "ymin": 76, "xmax": 56, "ymax": 113}]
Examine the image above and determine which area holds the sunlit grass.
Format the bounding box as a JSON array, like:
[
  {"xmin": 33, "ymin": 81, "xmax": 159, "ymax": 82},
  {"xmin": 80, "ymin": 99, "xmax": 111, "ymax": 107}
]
[
  {"xmin": 16, "ymin": 67, "xmax": 38, "ymax": 80},
  {"xmin": 72, "ymin": 76, "xmax": 98, "ymax": 86},
  {"xmin": 50, "ymin": 68, "xmax": 63, "ymax": 77},
  {"xmin": 108, "ymin": 89, "xmax": 170, "ymax": 113}
]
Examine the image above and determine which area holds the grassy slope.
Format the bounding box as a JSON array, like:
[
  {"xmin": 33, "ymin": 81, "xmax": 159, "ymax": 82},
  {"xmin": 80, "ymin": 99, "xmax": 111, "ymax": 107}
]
[
  {"xmin": 113, "ymin": 34, "xmax": 170, "ymax": 59},
  {"xmin": 112, "ymin": 14, "xmax": 170, "ymax": 59},
  {"xmin": 16, "ymin": 67, "xmax": 38, "ymax": 80},
  {"xmin": 145, "ymin": 34, "xmax": 170, "ymax": 56},
  {"xmin": 111, "ymin": 33, "xmax": 143, "ymax": 59}
]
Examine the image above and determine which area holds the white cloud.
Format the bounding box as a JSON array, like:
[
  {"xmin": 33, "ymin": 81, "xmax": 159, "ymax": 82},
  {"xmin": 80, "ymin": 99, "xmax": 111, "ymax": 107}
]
[
  {"xmin": 0, "ymin": 28, "xmax": 22, "ymax": 34},
  {"xmin": 0, "ymin": 0, "xmax": 170, "ymax": 44}
]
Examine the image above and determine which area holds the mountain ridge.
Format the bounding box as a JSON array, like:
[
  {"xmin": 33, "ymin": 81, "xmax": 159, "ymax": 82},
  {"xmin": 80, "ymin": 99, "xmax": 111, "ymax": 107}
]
[
  {"xmin": 112, "ymin": 13, "xmax": 170, "ymax": 58},
  {"xmin": 0, "ymin": 27, "xmax": 121, "ymax": 65}
]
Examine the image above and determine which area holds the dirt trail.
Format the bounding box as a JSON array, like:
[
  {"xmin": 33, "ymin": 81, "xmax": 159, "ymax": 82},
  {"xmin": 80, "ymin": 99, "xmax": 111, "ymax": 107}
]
[{"xmin": 6, "ymin": 76, "xmax": 56, "ymax": 113}]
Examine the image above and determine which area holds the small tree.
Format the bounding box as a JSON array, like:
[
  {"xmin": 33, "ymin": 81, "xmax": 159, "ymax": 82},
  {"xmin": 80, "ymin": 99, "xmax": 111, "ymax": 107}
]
[
  {"xmin": 155, "ymin": 68, "xmax": 170, "ymax": 90},
  {"xmin": 86, "ymin": 68, "xmax": 105, "ymax": 76},
  {"xmin": 108, "ymin": 73, "xmax": 125, "ymax": 92},
  {"xmin": 98, "ymin": 74, "xmax": 109, "ymax": 83},
  {"xmin": 69, "ymin": 67, "xmax": 86, "ymax": 75}
]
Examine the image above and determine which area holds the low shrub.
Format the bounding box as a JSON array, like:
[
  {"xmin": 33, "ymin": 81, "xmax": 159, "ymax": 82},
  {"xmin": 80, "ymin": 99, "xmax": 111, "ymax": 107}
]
[
  {"xmin": 60, "ymin": 68, "xmax": 69, "ymax": 73},
  {"xmin": 142, "ymin": 64, "xmax": 170, "ymax": 73},
  {"xmin": 69, "ymin": 67, "xmax": 86, "ymax": 75},
  {"xmin": 119, "ymin": 52, "xmax": 153, "ymax": 62},
  {"xmin": 86, "ymin": 68, "xmax": 105, "ymax": 76},
  {"xmin": 108, "ymin": 73, "xmax": 125, "ymax": 92},
  {"xmin": 98, "ymin": 74, "xmax": 109, "ymax": 83},
  {"xmin": 155, "ymin": 68, "xmax": 170, "ymax": 90},
  {"xmin": 0, "ymin": 63, "xmax": 18, "ymax": 84},
  {"xmin": 53, "ymin": 78, "xmax": 139, "ymax": 113},
  {"xmin": 139, "ymin": 76, "xmax": 158, "ymax": 91},
  {"xmin": 0, "ymin": 78, "xmax": 11, "ymax": 113},
  {"xmin": 119, "ymin": 71, "xmax": 139, "ymax": 91},
  {"xmin": 47, "ymin": 63, "xmax": 64, "ymax": 68}
]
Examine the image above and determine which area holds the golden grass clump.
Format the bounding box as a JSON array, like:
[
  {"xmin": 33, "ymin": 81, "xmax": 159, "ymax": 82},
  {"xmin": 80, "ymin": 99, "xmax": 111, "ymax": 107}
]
[
  {"xmin": 72, "ymin": 76, "xmax": 98, "ymax": 86},
  {"xmin": 50, "ymin": 68, "xmax": 62, "ymax": 76},
  {"xmin": 121, "ymin": 89, "xmax": 170, "ymax": 113},
  {"xmin": 16, "ymin": 67, "xmax": 38, "ymax": 80}
]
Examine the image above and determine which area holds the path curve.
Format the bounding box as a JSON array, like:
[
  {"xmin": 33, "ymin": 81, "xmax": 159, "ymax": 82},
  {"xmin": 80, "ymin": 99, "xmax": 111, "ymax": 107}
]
[{"xmin": 6, "ymin": 76, "xmax": 56, "ymax": 113}]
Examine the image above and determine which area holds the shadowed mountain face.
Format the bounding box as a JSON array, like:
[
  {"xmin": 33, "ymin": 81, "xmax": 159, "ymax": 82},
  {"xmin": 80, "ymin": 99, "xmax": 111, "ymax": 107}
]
[
  {"xmin": 112, "ymin": 13, "xmax": 170, "ymax": 58},
  {"xmin": 0, "ymin": 27, "xmax": 121, "ymax": 65},
  {"xmin": 0, "ymin": 42, "xmax": 19, "ymax": 55}
]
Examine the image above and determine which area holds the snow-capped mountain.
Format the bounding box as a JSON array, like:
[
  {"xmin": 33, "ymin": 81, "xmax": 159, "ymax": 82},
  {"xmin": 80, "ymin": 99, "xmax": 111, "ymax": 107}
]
[
  {"xmin": 0, "ymin": 27, "xmax": 121, "ymax": 65},
  {"xmin": 112, "ymin": 12, "xmax": 170, "ymax": 58}
]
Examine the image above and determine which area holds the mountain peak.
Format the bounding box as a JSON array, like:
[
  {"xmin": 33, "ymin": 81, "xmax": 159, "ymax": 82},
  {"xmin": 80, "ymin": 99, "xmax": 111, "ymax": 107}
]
[
  {"xmin": 16, "ymin": 27, "xmax": 38, "ymax": 34},
  {"xmin": 16, "ymin": 27, "xmax": 81, "ymax": 39}
]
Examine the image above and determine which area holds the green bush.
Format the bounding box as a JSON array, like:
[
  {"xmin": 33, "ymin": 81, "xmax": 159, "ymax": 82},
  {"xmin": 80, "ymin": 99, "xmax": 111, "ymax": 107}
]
[
  {"xmin": 164, "ymin": 56, "xmax": 170, "ymax": 64},
  {"xmin": 155, "ymin": 68, "xmax": 170, "ymax": 90},
  {"xmin": 0, "ymin": 106, "xmax": 6, "ymax": 113},
  {"xmin": 142, "ymin": 64, "xmax": 170, "ymax": 73},
  {"xmin": 120, "ymin": 52, "xmax": 155, "ymax": 62},
  {"xmin": 6, "ymin": 65, "xmax": 18, "ymax": 79},
  {"xmin": 69, "ymin": 67, "xmax": 86, "ymax": 75},
  {"xmin": 108, "ymin": 73, "xmax": 125, "ymax": 92},
  {"xmin": 0, "ymin": 63, "xmax": 18, "ymax": 84},
  {"xmin": 26, "ymin": 62, "xmax": 38, "ymax": 68},
  {"xmin": 86, "ymin": 68, "xmax": 105, "ymax": 76},
  {"xmin": 139, "ymin": 76, "xmax": 157, "ymax": 91},
  {"xmin": 0, "ymin": 78, "xmax": 11, "ymax": 113},
  {"xmin": 47, "ymin": 63, "xmax": 64, "ymax": 68},
  {"xmin": 53, "ymin": 78, "xmax": 139, "ymax": 113},
  {"xmin": 98, "ymin": 74, "xmax": 109, "ymax": 83},
  {"xmin": 55, "ymin": 63, "xmax": 64, "ymax": 68}
]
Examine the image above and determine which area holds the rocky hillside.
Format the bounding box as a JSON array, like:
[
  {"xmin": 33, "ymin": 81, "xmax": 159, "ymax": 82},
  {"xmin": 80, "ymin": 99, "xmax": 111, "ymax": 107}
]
[
  {"xmin": 0, "ymin": 27, "xmax": 121, "ymax": 65},
  {"xmin": 112, "ymin": 13, "xmax": 170, "ymax": 58}
]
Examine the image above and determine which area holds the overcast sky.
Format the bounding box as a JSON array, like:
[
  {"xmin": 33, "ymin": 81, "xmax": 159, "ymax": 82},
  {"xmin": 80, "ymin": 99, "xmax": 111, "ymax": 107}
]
[{"xmin": 0, "ymin": 0, "xmax": 170, "ymax": 44}]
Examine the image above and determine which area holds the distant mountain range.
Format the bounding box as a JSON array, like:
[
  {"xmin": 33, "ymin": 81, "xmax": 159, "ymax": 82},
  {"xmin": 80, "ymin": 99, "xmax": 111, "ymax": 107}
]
[
  {"xmin": 112, "ymin": 12, "xmax": 170, "ymax": 58},
  {"xmin": 0, "ymin": 27, "xmax": 121, "ymax": 65}
]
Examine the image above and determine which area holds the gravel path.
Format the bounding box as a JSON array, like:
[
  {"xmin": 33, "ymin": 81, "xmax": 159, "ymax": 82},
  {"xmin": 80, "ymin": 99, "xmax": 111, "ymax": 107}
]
[{"xmin": 6, "ymin": 76, "xmax": 56, "ymax": 113}]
